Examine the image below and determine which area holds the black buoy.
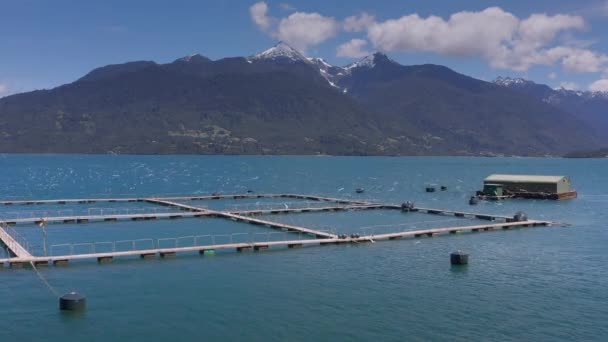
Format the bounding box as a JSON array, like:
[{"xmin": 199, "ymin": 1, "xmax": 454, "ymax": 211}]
[
  {"xmin": 59, "ymin": 292, "xmax": 86, "ymax": 312},
  {"xmin": 513, "ymin": 211, "xmax": 527, "ymax": 222},
  {"xmin": 440, "ymin": 186, "xmax": 447, "ymax": 191},
  {"xmin": 355, "ymin": 188, "xmax": 364, "ymax": 194},
  {"xmin": 450, "ymin": 251, "xmax": 469, "ymax": 265},
  {"xmin": 401, "ymin": 201, "xmax": 415, "ymax": 211},
  {"xmin": 426, "ymin": 186, "xmax": 436, "ymax": 193},
  {"xmin": 469, "ymin": 196, "xmax": 479, "ymax": 205}
]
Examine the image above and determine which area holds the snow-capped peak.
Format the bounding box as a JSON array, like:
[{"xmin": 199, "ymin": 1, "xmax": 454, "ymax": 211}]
[
  {"xmin": 344, "ymin": 52, "xmax": 394, "ymax": 71},
  {"xmin": 493, "ymin": 76, "xmax": 532, "ymax": 87},
  {"xmin": 556, "ymin": 87, "xmax": 608, "ymax": 99},
  {"xmin": 249, "ymin": 41, "xmax": 309, "ymax": 63}
]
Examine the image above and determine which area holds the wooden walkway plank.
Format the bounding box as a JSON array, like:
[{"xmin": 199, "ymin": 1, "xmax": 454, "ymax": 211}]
[
  {"xmin": 0, "ymin": 197, "xmax": 140, "ymax": 205},
  {"xmin": 0, "ymin": 226, "xmax": 32, "ymax": 258},
  {"xmin": 230, "ymin": 204, "xmax": 385, "ymax": 216},
  {"xmin": 0, "ymin": 211, "xmax": 210, "ymax": 226},
  {"xmin": 147, "ymin": 198, "xmax": 337, "ymax": 239},
  {"xmin": 370, "ymin": 220, "xmax": 548, "ymax": 240}
]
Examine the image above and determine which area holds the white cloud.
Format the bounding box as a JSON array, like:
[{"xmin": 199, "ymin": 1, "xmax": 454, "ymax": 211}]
[
  {"xmin": 248, "ymin": 3, "xmax": 608, "ymax": 74},
  {"xmin": 250, "ymin": 2, "xmax": 271, "ymax": 31},
  {"xmin": 249, "ymin": 2, "xmax": 338, "ymax": 54},
  {"xmin": 589, "ymin": 79, "xmax": 608, "ymax": 92},
  {"xmin": 367, "ymin": 8, "xmax": 519, "ymax": 58},
  {"xmin": 548, "ymin": 72, "xmax": 557, "ymax": 80},
  {"xmin": 540, "ymin": 47, "xmax": 608, "ymax": 72},
  {"xmin": 279, "ymin": 3, "xmax": 296, "ymax": 11},
  {"xmin": 0, "ymin": 83, "xmax": 7, "ymax": 94},
  {"xmin": 518, "ymin": 14, "xmax": 584, "ymax": 46},
  {"xmin": 343, "ymin": 12, "xmax": 375, "ymax": 32},
  {"xmin": 276, "ymin": 12, "xmax": 339, "ymax": 53},
  {"xmin": 559, "ymin": 81, "xmax": 579, "ymax": 90},
  {"xmin": 337, "ymin": 38, "xmax": 371, "ymax": 58},
  {"xmin": 365, "ymin": 7, "xmax": 601, "ymax": 72}
]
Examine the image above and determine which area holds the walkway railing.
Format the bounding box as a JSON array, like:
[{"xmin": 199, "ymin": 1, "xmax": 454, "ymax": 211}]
[
  {"xmin": 47, "ymin": 231, "xmax": 307, "ymax": 256},
  {"xmin": 0, "ymin": 224, "xmax": 32, "ymax": 256}
]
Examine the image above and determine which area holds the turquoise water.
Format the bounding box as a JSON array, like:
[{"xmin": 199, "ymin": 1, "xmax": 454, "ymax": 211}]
[{"xmin": 0, "ymin": 155, "xmax": 607, "ymax": 341}]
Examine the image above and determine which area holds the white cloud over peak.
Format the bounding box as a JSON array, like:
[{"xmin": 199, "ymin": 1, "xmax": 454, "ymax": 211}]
[
  {"xmin": 518, "ymin": 14, "xmax": 584, "ymax": 46},
  {"xmin": 343, "ymin": 12, "xmax": 375, "ymax": 32},
  {"xmin": 368, "ymin": 8, "xmax": 518, "ymax": 57},
  {"xmin": 366, "ymin": 7, "xmax": 595, "ymax": 72},
  {"xmin": 544, "ymin": 47, "xmax": 608, "ymax": 72},
  {"xmin": 0, "ymin": 83, "xmax": 8, "ymax": 94},
  {"xmin": 250, "ymin": 2, "xmax": 271, "ymax": 31},
  {"xmin": 276, "ymin": 12, "xmax": 339, "ymax": 52},
  {"xmin": 589, "ymin": 79, "xmax": 608, "ymax": 92},
  {"xmin": 249, "ymin": 2, "xmax": 338, "ymax": 54},
  {"xmin": 337, "ymin": 38, "xmax": 371, "ymax": 58}
]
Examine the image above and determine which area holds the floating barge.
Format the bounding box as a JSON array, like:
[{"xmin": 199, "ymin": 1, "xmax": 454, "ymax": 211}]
[{"xmin": 476, "ymin": 174, "xmax": 577, "ymax": 200}]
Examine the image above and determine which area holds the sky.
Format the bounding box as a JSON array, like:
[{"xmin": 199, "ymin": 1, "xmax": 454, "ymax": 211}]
[{"xmin": 2, "ymin": 0, "xmax": 608, "ymax": 97}]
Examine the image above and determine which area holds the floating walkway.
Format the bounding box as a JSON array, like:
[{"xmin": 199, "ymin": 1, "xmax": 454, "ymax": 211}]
[
  {"xmin": 0, "ymin": 220, "xmax": 551, "ymax": 267},
  {"xmin": 0, "ymin": 193, "xmax": 556, "ymax": 269},
  {"xmin": 146, "ymin": 199, "xmax": 337, "ymax": 238},
  {"xmin": 0, "ymin": 193, "xmax": 368, "ymax": 206}
]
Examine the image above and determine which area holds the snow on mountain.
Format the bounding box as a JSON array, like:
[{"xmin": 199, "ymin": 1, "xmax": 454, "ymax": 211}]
[
  {"xmin": 307, "ymin": 57, "xmax": 332, "ymax": 69},
  {"xmin": 344, "ymin": 52, "xmax": 395, "ymax": 71},
  {"xmin": 560, "ymin": 88, "xmax": 608, "ymax": 99},
  {"xmin": 494, "ymin": 76, "xmax": 608, "ymax": 99},
  {"xmin": 345, "ymin": 55, "xmax": 376, "ymax": 70},
  {"xmin": 249, "ymin": 43, "xmax": 402, "ymax": 90},
  {"xmin": 249, "ymin": 41, "xmax": 310, "ymax": 64},
  {"xmin": 307, "ymin": 57, "xmax": 345, "ymax": 88},
  {"xmin": 551, "ymin": 84, "xmax": 608, "ymax": 100},
  {"xmin": 493, "ymin": 76, "xmax": 532, "ymax": 87}
]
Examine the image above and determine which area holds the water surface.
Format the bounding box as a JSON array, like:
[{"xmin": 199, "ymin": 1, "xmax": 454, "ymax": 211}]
[{"xmin": 0, "ymin": 155, "xmax": 606, "ymax": 341}]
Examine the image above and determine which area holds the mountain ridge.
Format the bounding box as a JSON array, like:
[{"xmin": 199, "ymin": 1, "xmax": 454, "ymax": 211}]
[
  {"xmin": 0, "ymin": 42, "xmax": 604, "ymax": 156},
  {"xmin": 493, "ymin": 76, "xmax": 608, "ymax": 142}
]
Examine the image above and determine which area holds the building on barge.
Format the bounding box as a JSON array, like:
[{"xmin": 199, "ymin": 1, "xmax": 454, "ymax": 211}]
[{"xmin": 477, "ymin": 174, "xmax": 577, "ymax": 200}]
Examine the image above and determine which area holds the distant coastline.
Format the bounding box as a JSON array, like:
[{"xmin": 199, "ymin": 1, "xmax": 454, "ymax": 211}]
[
  {"xmin": 563, "ymin": 148, "xmax": 608, "ymax": 158},
  {"xmin": 0, "ymin": 151, "xmax": 578, "ymax": 158}
]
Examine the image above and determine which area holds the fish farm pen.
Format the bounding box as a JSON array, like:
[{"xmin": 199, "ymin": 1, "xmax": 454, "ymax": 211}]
[{"xmin": 0, "ymin": 193, "xmax": 553, "ymax": 269}]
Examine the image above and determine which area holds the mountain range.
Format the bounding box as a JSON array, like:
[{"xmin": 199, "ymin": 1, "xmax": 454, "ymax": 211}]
[
  {"xmin": 0, "ymin": 42, "xmax": 605, "ymax": 156},
  {"xmin": 493, "ymin": 76, "xmax": 608, "ymax": 141}
]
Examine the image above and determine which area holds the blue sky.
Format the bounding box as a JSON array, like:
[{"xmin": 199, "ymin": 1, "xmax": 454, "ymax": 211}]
[{"xmin": 2, "ymin": 0, "xmax": 608, "ymax": 96}]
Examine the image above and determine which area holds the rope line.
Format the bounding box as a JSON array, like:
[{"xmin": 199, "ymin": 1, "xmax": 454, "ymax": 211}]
[{"xmin": 30, "ymin": 262, "xmax": 60, "ymax": 297}]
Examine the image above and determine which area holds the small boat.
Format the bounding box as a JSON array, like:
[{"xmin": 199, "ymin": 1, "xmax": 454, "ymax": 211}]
[
  {"xmin": 355, "ymin": 188, "xmax": 365, "ymax": 194},
  {"xmin": 469, "ymin": 196, "xmax": 479, "ymax": 205}
]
